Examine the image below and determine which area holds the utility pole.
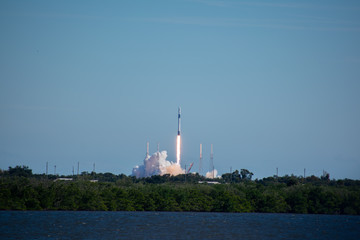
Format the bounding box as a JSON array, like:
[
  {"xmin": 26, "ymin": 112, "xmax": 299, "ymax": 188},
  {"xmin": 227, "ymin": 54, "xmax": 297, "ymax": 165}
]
[
  {"xmin": 230, "ymin": 167, "xmax": 232, "ymax": 183},
  {"xmin": 77, "ymin": 162, "xmax": 79, "ymax": 175},
  {"xmin": 276, "ymin": 167, "xmax": 278, "ymax": 178},
  {"xmin": 54, "ymin": 165, "xmax": 56, "ymax": 175},
  {"xmin": 46, "ymin": 162, "xmax": 48, "ymax": 175}
]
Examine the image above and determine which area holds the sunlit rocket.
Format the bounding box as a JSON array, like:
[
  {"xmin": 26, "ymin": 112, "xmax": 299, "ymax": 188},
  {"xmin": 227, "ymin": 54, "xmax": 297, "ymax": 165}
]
[{"xmin": 176, "ymin": 107, "xmax": 181, "ymax": 165}]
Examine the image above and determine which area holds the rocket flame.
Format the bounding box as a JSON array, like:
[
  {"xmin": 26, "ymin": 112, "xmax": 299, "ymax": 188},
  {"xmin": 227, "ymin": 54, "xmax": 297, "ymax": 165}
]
[{"xmin": 176, "ymin": 135, "xmax": 181, "ymax": 165}]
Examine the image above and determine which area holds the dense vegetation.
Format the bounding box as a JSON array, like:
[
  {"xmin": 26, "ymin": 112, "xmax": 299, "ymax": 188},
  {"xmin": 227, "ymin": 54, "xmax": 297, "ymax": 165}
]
[{"xmin": 1, "ymin": 166, "xmax": 359, "ymax": 214}]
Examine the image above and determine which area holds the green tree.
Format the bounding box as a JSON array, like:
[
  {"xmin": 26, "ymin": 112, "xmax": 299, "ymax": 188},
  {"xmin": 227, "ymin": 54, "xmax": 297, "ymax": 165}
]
[
  {"xmin": 240, "ymin": 169, "xmax": 253, "ymax": 180},
  {"xmin": 8, "ymin": 166, "xmax": 32, "ymax": 177}
]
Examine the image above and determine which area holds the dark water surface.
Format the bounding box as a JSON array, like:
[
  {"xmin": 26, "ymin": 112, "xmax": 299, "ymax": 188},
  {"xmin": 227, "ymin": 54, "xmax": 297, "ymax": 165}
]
[{"xmin": 1, "ymin": 211, "xmax": 359, "ymax": 239}]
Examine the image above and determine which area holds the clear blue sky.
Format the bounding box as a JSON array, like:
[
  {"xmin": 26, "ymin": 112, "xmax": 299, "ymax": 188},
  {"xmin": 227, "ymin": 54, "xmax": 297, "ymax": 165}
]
[{"xmin": 1, "ymin": 0, "xmax": 359, "ymax": 179}]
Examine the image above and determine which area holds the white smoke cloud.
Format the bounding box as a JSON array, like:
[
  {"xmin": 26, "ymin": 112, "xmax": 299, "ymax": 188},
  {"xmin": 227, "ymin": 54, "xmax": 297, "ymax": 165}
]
[
  {"xmin": 132, "ymin": 150, "xmax": 184, "ymax": 178},
  {"xmin": 205, "ymin": 169, "xmax": 219, "ymax": 179}
]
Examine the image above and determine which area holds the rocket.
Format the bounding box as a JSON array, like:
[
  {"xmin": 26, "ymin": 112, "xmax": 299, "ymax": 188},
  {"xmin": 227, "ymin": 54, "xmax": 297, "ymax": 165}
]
[
  {"xmin": 176, "ymin": 107, "xmax": 181, "ymax": 165},
  {"xmin": 177, "ymin": 107, "xmax": 181, "ymax": 135}
]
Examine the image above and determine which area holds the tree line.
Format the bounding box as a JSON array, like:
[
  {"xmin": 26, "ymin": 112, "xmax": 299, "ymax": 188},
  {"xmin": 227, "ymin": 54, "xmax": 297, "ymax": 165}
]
[{"xmin": 0, "ymin": 166, "xmax": 359, "ymax": 214}]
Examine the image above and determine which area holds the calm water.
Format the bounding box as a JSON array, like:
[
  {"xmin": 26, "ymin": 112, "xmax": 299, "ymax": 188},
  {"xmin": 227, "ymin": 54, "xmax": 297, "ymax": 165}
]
[{"xmin": 1, "ymin": 211, "xmax": 359, "ymax": 240}]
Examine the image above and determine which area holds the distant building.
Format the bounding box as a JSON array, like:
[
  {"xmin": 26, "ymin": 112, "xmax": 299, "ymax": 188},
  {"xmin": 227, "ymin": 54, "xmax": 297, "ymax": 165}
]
[
  {"xmin": 54, "ymin": 178, "xmax": 73, "ymax": 182},
  {"xmin": 198, "ymin": 181, "xmax": 220, "ymax": 185}
]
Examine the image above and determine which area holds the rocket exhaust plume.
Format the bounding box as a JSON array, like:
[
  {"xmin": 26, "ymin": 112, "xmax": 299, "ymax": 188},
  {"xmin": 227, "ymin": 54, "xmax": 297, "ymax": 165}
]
[
  {"xmin": 132, "ymin": 142, "xmax": 184, "ymax": 178},
  {"xmin": 206, "ymin": 169, "xmax": 218, "ymax": 179},
  {"xmin": 176, "ymin": 135, "xmax": 181, "ymax": 165},
  {"xmin": 176, "ymin": 107, "xmax": 181, "ymax": 165}
]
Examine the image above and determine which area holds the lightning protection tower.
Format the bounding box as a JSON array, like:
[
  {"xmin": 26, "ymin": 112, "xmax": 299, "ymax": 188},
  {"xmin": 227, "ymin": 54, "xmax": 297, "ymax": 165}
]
[
  {"xmin": 146, "ymin": 141, "xmax": 150, "ymax": 159},
  {"xmin": 199, "ymin": 143, "xmax": 202, "ymax": 175},
  {"xmin": 209, "ymin": 144, "xmax": 214, "ymax": 173}
]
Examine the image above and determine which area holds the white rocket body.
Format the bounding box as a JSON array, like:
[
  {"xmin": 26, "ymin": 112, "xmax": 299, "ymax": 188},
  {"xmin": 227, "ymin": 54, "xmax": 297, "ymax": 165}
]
[{"xmin": 176, "ymin": 107, "xmax": 181, "ymax": 165}]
